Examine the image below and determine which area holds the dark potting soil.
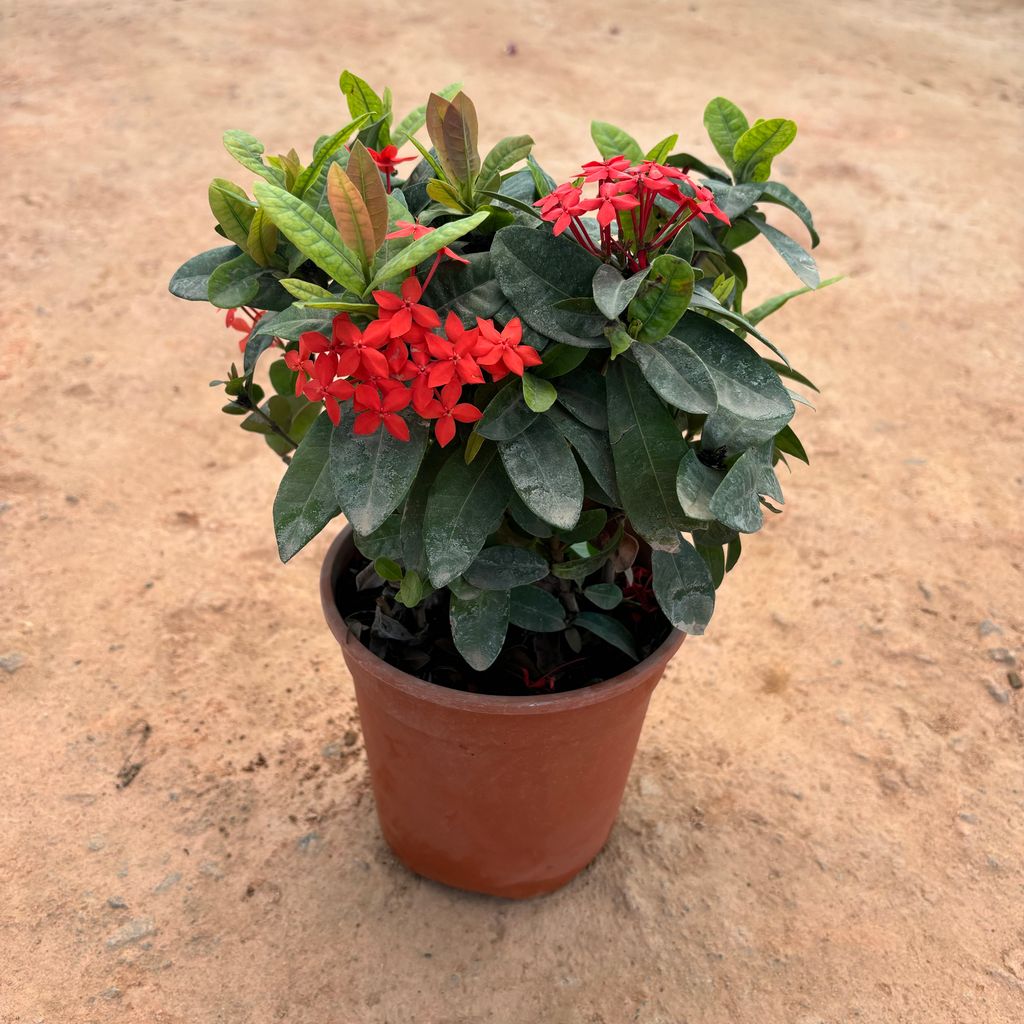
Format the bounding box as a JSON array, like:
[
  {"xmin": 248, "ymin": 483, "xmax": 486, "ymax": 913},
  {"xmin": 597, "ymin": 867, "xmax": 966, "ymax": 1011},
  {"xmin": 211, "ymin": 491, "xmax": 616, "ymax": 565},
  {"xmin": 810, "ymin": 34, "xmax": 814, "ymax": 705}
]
[{"xmin": 335, "ymin": 554, "xmax": 675, "ymax": 697}]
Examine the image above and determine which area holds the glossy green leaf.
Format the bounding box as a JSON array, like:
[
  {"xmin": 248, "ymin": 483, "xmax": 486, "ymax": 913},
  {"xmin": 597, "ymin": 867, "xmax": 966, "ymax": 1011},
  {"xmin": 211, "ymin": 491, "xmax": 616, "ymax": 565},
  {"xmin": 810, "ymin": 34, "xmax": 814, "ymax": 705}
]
[
  {"xmin": 328, "ymin": 408, "xmax": 427, "ymax": 536},
  {"xmin": 253, "ymin": 181, "xmax": 366, "ymax": 294},
  {"xmin": 392, "ymin": 82, "xmax": 462, "ymax": 146},
  {"xmin": 422, "ymin": 253, "xmax": 505, "ymax": 325},
  {"xmin": 223, "ymin": 129, "xmax": 283, "ymax": 186},
  {"xmin": 280, "ymin": 279, "xmax": 336, "ymax": 302},
  {"xmin": 272, "ymin": 414, "xmax": 340, "ymax": 562},
  {"xmin": 774, "ymin": 423, "xmax": 809, "ymax": 464},
  {"xmin": 396, "ymin": 569, "xmax": 427, "ymax": 608},
  {"xmin": 688, "ymin": 288, "xmax": 788, "ymax": 364},
  {"xmin": 708, "ymin": 442, "xmax": 781, "ymax": 533},
  {"xmin": 759, "ymin": 181, "xmax": 819, "ymax": 247},
  {"xmin": 547, "ymin": 405, "xmax": 620, "ymax": 505},
  {"xmin": 491, "ymin": 224, "xmax": 607, "ymax": 345},
  {"xmin": 763, "ymin": 359, "xmax": 820, "ymax": 393},
  {"xmin": 555, "ymin": 367, "xmax": 607, "ymax": 430},
  {"xmin": 707, "ymin": 181, "xmax": 763, "ymax": 221},
  {"xmin": 508, "ymin": 586, "xmax": 566, "ymax": 632},
  {"xmin": 703, "ymin": 97, "xmax": 749, "ymax": 170},
  {"xmin": 551, "ymin": 521, "xmax": 624, "ymax": 582},
  {"xmin": 374, "ymin": 557, "xmax": 403, "ymax": 581},
  {"xmin": 521, "ymin": 372, "xmax": 557, "ymax": 413},
  {"xmin": 651, "ymin": 537, "xmax": 716, "ymax": 634},
  {"xmin": 583, "ymin": 583, "xmax": 622, "ymax": 610},
  {"xmin": 534, "ymin": 343, "xmax": 588, "ymax": 380},
  {"xmin": 438, "ymin": 91, "xmax": 480, "ymax": 184},
  {"xmin": 169, "ymin": 245, "xmax": 241, "ymax": 301},
  {"xmin": 645, "ymin": 134, "xmax": 678, "ymax": 163},
  {"xmin": 746, "ymin": 275, "xmax": 841, "ymax": 326},
  {"xmin": 745, "ymin": 211, "xmax": 819, "ymax": 288},
  {"xmin": 207, "ymin": 252, "xmax": 262, "ymax": 308},
  {"xmin": 665, "ymin": 152, "xmax": 731, "ymax": 182},
  {"xmin": 366, "ymin": 210, "xmax": 487, "ymax": 291},
  {"xmin": 479, "ymin": 134, "xmax": 534, "ymax": 188},
  {"xmin": 675, "ymin": 447, "xmax": 723, "ymax": 521},
  {"xmin": 465, "ymin": 545, "xmax": 549, "ymax": 590},
  {"xmin": 345, "ymin": 141, "xmax": 390, "ymax": 249},
  {"xmin": 498, "ymin": 417, "xmax": 583, "ymax": 531},
  {"xmin": 574, "ymin": 611, "xmax": 638, "ymax": 659},
  {"xmin": 339, "ymin": 71, "xmax": 386, "ymax": 129},
  {"xmin": 732, "ymin": 118, "xmax": 797, "ymax": 183},
  {"xmin": 449, "ymin": 589, "xmax": 510, "ymax": 671},
  {"xmin": 293, "ymin": 116, "xmax": 368, "ymax": 198},
  {"xmin": 695, "ymin": 542, "xmax": 726, "ymax": 589},
  {"xmin": 353, "ymin": 513, "xmax": 402, "ymax": 560},
  {"xmin": 630, "ymin": 332, "xmax": 717, "ymax": 414},
  {"xmin": 475, "ymin": 378, "xmax": 537, "ymax": 440},
  {"xmin": 590, "ymin": 121, "xmax": 644, "ymax": 163},
  {"xmin": 627, "ymin": 254, "xmax": 694, "ymax": 344},
  {"xmin": 606, "ymin": 359, "xmax": 686, "ymax": 551},
  {"xmin": 208, "ymin": 179, "xmax": 255, "ymax": 249},
  {"xmin": 327, "ymin": 162, "xmax": 376, "ymax": 273},
  {"xmin": 672, "ymin": 313, "xmax": 794, "ymax": 449},
  {"xmin": 592, "ymin": 264, "xmax": 651, "ymax": 320},
  {"xmin": 423, "ymin": 445, "xmax": 511, "ymax": 587},
  {"xmin": 246, "ymin": 208, "xmax": 278, "ymax": 267},
  {"xmin": 556, "ymin": 508, "xmax": 607, "ymax": 545}
]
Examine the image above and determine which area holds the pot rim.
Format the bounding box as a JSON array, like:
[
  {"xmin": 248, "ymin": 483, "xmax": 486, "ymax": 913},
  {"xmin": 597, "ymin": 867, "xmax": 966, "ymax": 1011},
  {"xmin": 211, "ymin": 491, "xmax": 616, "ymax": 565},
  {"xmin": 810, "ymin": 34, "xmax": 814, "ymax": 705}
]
[{"xmin": 320, "ymin": 525, "xmax": 685, "ymax": 717}]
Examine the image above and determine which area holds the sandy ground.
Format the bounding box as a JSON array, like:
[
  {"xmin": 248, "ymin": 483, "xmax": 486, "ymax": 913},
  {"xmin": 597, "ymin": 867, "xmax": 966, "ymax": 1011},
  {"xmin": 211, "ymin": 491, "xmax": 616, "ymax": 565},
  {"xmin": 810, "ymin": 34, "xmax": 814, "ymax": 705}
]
[{"xmin": 1, "ymin": 0, "xmax": 1023, "ymax": 1021}]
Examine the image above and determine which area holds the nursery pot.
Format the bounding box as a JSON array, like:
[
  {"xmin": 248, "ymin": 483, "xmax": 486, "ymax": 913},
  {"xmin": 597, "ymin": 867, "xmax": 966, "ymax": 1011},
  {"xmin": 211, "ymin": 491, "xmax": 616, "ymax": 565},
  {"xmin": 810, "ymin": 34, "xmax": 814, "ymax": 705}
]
[{"xmin": 320, "ymin": 527, "xmax": 685, "ymax": 899}]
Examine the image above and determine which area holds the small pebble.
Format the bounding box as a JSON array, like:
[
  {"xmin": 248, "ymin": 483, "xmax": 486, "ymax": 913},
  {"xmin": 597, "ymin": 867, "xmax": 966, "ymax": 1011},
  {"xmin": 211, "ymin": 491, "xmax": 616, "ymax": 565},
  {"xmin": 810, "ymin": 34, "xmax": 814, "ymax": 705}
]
[
  {"xmin": 0, "ymin": 653, "xmax": 24, "ymax": 674},
  {"xmin": 988, "ymin": 648, "xmax": 1016, "ymax": 665},
  {"xmin": 153, "ymin": 871, "xmax": 181, "ymax": 894},
  {"xmin": 917, "ymin": 581, "xmax": 933, "ymax": 601},
  {"xmin": 985, "ymin": 682, "xmax": 1010, "ymax": 704},
  {"xmin": 87, "ymin": 836, "xmax": 106, "ymax": 852},
  {"xmin": 106, "ymin": 917, "xmax": 156, "ymax": 949},
  {"xmin": 107, "ymin": 896, "xmax": 127, "ymax": 909},
  {"xmin": 978, "ymin": 619, "xmax": 1002, "ymax": 637},
  {"xmin": 1008, "ymin": 671, "xmax": 1022, "ymax": 690},
  {"xmin": 957, "ymin": 813, "xmax": 978, "ymax": 824},
  {"xmin": 100, "ymin": 987, "xmax": 122, "ymax": 1001},
  {"xmin": 297, "ymin": 832, "xmax": 321, "ymax": 852}
]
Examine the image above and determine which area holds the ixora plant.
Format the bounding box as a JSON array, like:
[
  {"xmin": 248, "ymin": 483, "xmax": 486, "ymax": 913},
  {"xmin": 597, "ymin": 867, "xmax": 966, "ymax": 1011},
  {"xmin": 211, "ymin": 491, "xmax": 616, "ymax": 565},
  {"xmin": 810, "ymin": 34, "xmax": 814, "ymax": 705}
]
[{"xmin": 170, "ymin": 74, "xmax": 834, "ymax": 897}]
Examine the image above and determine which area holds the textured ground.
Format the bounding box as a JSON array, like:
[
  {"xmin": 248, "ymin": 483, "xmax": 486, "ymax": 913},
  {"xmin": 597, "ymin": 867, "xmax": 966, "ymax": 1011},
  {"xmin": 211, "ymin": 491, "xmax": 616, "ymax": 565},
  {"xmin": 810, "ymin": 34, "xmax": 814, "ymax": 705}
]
[{"xmin": 1, "ymin": 1, "xmax": 1023, "ymax": 1021}]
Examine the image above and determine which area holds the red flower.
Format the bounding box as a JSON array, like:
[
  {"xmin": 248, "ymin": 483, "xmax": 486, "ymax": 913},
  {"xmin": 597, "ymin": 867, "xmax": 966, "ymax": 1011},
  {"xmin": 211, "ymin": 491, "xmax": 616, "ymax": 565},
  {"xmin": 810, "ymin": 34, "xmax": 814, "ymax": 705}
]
[
  {"xmin": 224, "ymin": 308, "xmax": 265, "ymax": 352},
  {"xmin": 426, "ymin": 313, "xmax": 484, "ymax": 387},
  {"xmin": 385, "ymin": 221, "xmax": 469, "ymax": 264},
  {"xmin": 419, "ymin": 382, "xmax": 483, "ymax": 447},
  {"xmin": 579, "ymin": 180, "xmax": 641, "ymax": 228},
  {"xmin": 475, "ymin": 317, "xmax": 542, "ymax": 377},
  {"xmin": 332, "ymin": 316, "xmax": 391, "ymax": 378},
  {"xmin": 579, "ymin": 155, "xmax": 633, "ymax": 183},
  {"xmin": 352, "ymin": 384, "xmax": 412, "ymax": 441},
  {"xmin": 399, "ymin": 347, "xmax": 436, "ymax": 410},
  {"xmin": 534, "ymin": 183, "xmax": 585, "ymax": 236},
  {"xmin": 632, "ymin": 160, "xmax": 686, "ymax": 193},
  {"xmin": 367, "ymin": 145, "xmax": 416, "ymax": 178},
  {"xmin": 302, "ymin": 353, "xmax": 356, "ymax": 426},
  {"xmin": 373, "ymin": 276, "xmax": 441, "ymax": 339}
]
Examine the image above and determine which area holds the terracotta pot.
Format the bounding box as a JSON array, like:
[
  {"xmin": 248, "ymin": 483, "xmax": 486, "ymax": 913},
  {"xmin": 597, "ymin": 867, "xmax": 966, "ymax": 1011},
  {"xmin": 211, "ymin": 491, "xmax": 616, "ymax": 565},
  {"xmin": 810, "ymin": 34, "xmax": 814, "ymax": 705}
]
[{"xmin": 320, "ymin": 526, "xmax": 684, "ymax": 899}]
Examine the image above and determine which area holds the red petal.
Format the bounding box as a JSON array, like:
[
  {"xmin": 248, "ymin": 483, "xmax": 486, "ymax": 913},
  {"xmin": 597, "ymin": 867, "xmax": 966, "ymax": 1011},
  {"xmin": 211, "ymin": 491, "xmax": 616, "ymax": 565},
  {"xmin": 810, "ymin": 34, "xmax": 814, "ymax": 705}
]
[
  {"xmin": 337, "ymin": 348, "xmax": 361, "ymax": 378},
  {"xmin": 518, "ymin": 345, "xmax": 543, "ymax": 367},
  {"xmin": 353, "ymin": 412, "xmax": 381, "ymax": 435},
  {"xmin": 427, "ymin": 362, "xmax": 455, "ymax": 388},
  {"xmin": 373, "ymin": 290, "xmax": 402, "ymax": 311},
  {"xmin": 390, "ymin": 307, "xmax": 413, "ymax": 338},
  {"xmin": 452, "ymin": 404, "xmax": 483, "ymax": 423},
  {"xmin": 383, "ymin": 414, "xmax": 410, "ymax": 441},
  {"xmin": 440, "ymin": 381, "xmax": 462, "ymax": 408},
  {"xmin": 400, "ymin": 276, "xmax": 423, "ymax": 302},
  {"xmin": 325, "ymin": 396, "xmax": 341, "ymax": 426},
  {"xmin": 382, "ymin": 387, "xmax": 411, "ymax": 413},
  {"xmin": 360, "ymin": 348, "xmax": 390, "ymax": 378},
  {"xmin": 426, "ymin": 335, "xmax": 454, "ymax": 360},
  {"xmin": 354, "ymin": 384, "xmax": 381, "ymax": 410},
  {"xmin": 503, "ymin": 348, "xmax": 524, "ymax": 376},
  {"xmin": 434, "ymin": 415, "xmax": 455, "ymax": 447}
]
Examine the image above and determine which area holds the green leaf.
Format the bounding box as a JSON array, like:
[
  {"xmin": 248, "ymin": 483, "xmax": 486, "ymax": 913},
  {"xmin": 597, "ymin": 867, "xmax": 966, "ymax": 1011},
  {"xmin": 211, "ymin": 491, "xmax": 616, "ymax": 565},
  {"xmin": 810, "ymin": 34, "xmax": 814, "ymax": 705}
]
[
  {"xmin": 366, "ymin": 210, "xmax": 488, "ymax": 291},
  {"xmin": 268, "ymin": 358, "xmax": 297, "ymax": 396},
  {"xmin": 475, "ymin": 378, "xmax": 537, "ymax": 441},
  {"xmin": 707, "ymin": 181, "xmax": 763, "ymax": 221},
  {"xmin": 374, "ymin": 557, "xmax": 403, "ymax": 581},
  {"xmin": 695, "ymin": 542, "xmax": 726, "ymax": 589},
  {"xmin": 328, "ymin": 408, "xmax": 427, "ymax": 535},
  {"xmin": 498, "ymin": 417, "xmax": 583, "ymax": 531},
  {"xmin": 606, "ymin": 359, "xmax": 686, "ymax": 551},
  {"xmin": 665, "ymin": 152, "xmax": 731, "ymax": 182},
  {"xmin": 708, "ymin": 442, "xmax": 781, "ymax": 533},
  {"xmin": 732, "ymin": 118, "xmax": 797, "ymax": 183},
  {"xmin": 556, "ymin": 508, "xmax": 607, "ymax": 545},
  {"xmin": 491, "ymin": 224, "xmax": 607, "ymax": 345},
  {"xmin": 422, "ymin": 252, "xmax": 506, "ymax": 324},
  {"xmin": 272, "ymin": 415, "xmax": 340, "ymax": 562},
  {"xmin": 207, "ymin": 252, "xmax": 262, "ymax": 308},
  {"xmin": 627, "ymin": 254, "xmax": 694, "ymax": 344},
  {"xmin": 253, "ymin": 181, "xmax": 366, "ymax": 294},
  {"xmin": 326, "ymin": 162, "xmax": 377, "ymax": 273},
  {"xmin": 671, "ymin": 313, "xmax": 794, "ymax": 449},
  {"xmin": 651, "ymin": 538, "xmax": 716, "ymax": 634},
  {"xmin": 551, "ymin": 522, "xmax": 624, "ymax": 582},
  {"xmin": 280, "ymin": 279, "xmax": 336, "ymax": 302},
  {"xmin": 508, "ymin": 586, "xmax": 566, "ymax": 632},
  {"xmin": 353, "ymin": 514, "xmax": 402, "ymax": 560},
  {"xmin": 208, "ymin": 179, "xmax": 255, "ymax": 249},
  {"xmin": 688, "ymin": 288, "xmax": 788, "ymax": 364},
  {"xmin": 555, "ymin": 367, "xmax": 607, "ymax": 429},
  {"xmin": 763, "ymin": 359, "xmax": 819, "ymax": 393},
  {"xmin": 590, "ymin": 121, "xmax": 644, "ymax": 163},
  {"xmin": 746, "ymin": 275, "xmax": 841, "ymax": 325},
  {"xmin": 703, "ymin": 97, "xmax": 749, "ymax": 170},
  {"xmin": 547, "ymin": 405, "xmax": 620, "ymax": 505},
  {"xmin": 396, "ymin": 569, "xmax": 427, "ymax": 608},
  {"xmin": 424, "ymin": 446, "xmax": 511, "ymax": 587},
  {"xmin": 293, "ymin": 116, "xmax": 368, "ymax": 198},
  {"xmin": 607, "ymin": 326, "xmax": 632, "ymax": 360},
  {"xmin": 527, "ymin": 154, "xmax": 555, "ymax": 198},
  {"xmin": 169, "ymin": 245, "xmax": 241, "ymax": 301},
  {"xmin": 246, "ymin": 208, "xmax": 278, "ymax": 267},
  {"xmin": 645, "ymin": 133, "xmax": 678, "ymax": 163},
  {"xmin": 465, "ymin": 545, "xmax": 549, "ymax": 590},
  {"xmin": 478, "ymin": 135, "xmax": 534, "ymax": 188},
  {"xmin": 521, "ymin": 373, "xmax": 557, "ymax": 413},
  {"xmin": 574, "ymin": 612, "xmax": 638, "ymax": 660},
  {"xmin": 244, "ymin": 306, "xmax": 333, "ymax": 376},
  {"xmin": 392, "ymin": 82, "xmax": 462, "ymax": 146},
  {"xmin": 759, "ymin": 181, "xmax": 819, "ymax": 248},
  {"xmin": 449, "ymin": 589, "xmax": 509, "ymax": 671},
  {"xmin": 339, "ymin": 71, "xmax": 386, "ymax": 126},
  {"xmin": 675, "ymin": 447, "xmax": 723, "ymax": 521},
  {"xmin": 592, "ymin": 264, "xmax": 651, "ymax": 320},
  {"xmin": 774, "ymin": 424, "xmax": 809, "ymax": 464},
  {"xmin": 630, "ymin": 333, "xmax": 717, "ymax": 414},
  {"xmin": 223, "ymin": 129, "xmax": 283, "ymax": 186},
  {"xmin": 726, "ymin": 536, "xmax": 742, "ymax": 572},
  {"xmin": 534, "ymin": 343, "xmax": 588, "ymax": 380},
  {"xmin": 745, "ymin": 212, "xmax": 819, "ymax": 288},
  {"xmin": 584, "ymin": 583, "xmax": 622, "ymax": 610}
]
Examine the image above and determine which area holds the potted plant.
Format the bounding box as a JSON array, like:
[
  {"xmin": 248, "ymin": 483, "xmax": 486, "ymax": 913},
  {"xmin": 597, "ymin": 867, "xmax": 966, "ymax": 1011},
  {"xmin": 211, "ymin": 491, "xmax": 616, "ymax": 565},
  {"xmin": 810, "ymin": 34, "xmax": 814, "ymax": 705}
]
[{"xmin": 169, "ymin": 74, "xmax": 835, "ymax": 899}]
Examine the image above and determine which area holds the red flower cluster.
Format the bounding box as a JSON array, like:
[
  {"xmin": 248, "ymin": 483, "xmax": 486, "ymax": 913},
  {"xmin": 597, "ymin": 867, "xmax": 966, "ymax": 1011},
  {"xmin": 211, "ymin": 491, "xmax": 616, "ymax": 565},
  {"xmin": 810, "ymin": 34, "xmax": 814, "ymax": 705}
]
[
  {"xmin": 535, "ymin": 157, "xmax": 730, "ymax": 271},
  {"xmin": 273, "ymin": 266, "xmax": 540, "ymax": 447},
  {"xmin": 224, "ymin": 307, "xmax": 265, "ymax": 353}
]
